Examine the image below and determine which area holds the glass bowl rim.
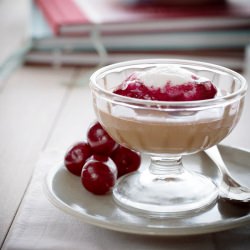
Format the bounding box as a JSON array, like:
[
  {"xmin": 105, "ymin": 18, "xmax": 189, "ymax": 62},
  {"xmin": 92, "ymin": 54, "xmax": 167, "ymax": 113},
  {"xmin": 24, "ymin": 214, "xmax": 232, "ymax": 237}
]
[{"xmin": 89, "ymin": 59, "xmax": 248, "ymax": 107}]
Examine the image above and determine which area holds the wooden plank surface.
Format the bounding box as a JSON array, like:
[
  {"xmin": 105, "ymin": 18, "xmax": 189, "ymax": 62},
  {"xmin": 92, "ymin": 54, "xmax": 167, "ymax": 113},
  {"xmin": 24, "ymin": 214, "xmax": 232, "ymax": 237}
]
[
  {"xmin": 1, "ymin": 64, "xmax": 250, "ymax": 248},
  {"xmin": 44, "ymin": 68, "xmax": 97, "ymax": 152},
  {"xmin": 1, "ymin": 63, "xmax": 250, "ymax": 248},
  {"xmin": 0, "ymin": 66, "xmax": 75, "ymax": 245}
]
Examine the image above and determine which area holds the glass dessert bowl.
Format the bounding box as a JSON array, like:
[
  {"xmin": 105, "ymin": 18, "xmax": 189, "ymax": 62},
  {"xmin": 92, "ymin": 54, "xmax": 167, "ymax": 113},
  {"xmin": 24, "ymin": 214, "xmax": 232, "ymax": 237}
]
[{"xmin": 89, "ymin": 59, "xmax": 247, "ymax": 217}]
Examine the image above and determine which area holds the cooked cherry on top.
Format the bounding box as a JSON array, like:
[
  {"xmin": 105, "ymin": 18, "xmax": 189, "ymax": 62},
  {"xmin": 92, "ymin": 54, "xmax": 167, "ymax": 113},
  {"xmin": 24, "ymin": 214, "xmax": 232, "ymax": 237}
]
[{"xmin": 113, "ymin": 66, "xmax": 217, "ymax": 101}]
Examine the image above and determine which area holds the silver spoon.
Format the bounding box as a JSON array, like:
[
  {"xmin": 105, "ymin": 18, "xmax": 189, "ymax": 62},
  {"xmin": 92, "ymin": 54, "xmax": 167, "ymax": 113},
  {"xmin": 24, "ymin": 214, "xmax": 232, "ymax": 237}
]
[{"xmin": 205, "ymin": 145, "xmax": 250, "ymax": 205}]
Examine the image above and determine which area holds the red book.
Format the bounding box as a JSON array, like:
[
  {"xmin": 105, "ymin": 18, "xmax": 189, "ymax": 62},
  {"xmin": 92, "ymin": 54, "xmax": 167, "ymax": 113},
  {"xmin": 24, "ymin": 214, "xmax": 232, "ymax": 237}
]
[
  {"xmin": 36, "ymin": 0, "xmax": 90, "ymax": 35},
  {"xmin": 36, "ymin": 0, "xmax": 250, "ymax": 36}
]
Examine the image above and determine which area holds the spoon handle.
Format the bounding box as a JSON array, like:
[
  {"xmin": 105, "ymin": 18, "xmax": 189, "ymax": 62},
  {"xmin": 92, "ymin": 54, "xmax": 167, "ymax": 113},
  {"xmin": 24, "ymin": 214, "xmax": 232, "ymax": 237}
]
[
  {"xmin": 205, "ymin": 146, "xmax": 245, "ymax": 188},
  {"xmin": 205, "ymin": 146, "xmax": 230, "ymax": 176}
]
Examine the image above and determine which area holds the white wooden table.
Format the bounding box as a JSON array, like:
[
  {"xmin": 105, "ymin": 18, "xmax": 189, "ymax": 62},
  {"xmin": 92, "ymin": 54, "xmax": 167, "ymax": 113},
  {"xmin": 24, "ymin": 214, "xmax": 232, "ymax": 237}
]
[{"xmin": 1, "ymin": 1, "xmax": 250, "ymax": 249}]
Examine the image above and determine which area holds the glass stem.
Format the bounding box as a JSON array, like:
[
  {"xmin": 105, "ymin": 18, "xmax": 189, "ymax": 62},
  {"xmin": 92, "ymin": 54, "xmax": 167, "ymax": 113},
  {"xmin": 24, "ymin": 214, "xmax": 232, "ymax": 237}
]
[{"xmin": 149, "ymin": 156, "xmax": 184, "ymax": 175}]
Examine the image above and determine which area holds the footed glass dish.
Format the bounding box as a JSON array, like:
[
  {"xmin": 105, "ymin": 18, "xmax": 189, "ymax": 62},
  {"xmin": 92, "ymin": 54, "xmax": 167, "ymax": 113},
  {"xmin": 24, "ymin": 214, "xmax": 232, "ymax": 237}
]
[{"xmin": 89, "ymin": 59, "xmax": 247, "ymax": 217}]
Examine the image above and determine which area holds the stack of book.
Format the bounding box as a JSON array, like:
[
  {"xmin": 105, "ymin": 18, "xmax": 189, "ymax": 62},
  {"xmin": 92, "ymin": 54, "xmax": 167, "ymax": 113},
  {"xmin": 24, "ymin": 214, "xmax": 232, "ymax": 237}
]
[{"xmin": 25, "ymin": 0, "xmax": 250, "ymax": 70}]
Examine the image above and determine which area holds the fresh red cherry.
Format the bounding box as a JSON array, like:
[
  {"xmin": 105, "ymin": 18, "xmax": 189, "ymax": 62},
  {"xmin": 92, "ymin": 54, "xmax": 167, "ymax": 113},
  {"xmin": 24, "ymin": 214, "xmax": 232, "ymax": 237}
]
[
  {"xmin": 81, "ymin": 155, "xmax": 117, "ymax": 195},
  {"xmin": 111, "ymin": 145, "xmax": 141, "ymax": 178},
  {"xmin": 87, "ymin": 121, "xmax": 118, "ymax": 156},
  {"xmin": 64, "ymin": 142, "xmax": 92, "ymax": 176}
]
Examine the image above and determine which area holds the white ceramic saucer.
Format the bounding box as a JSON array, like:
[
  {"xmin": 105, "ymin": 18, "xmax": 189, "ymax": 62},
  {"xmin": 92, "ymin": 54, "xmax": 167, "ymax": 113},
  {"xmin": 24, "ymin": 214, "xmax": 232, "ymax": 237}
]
[{"xmin": 44, "ymin": 145, "xmax": 250, "ymax": 236}]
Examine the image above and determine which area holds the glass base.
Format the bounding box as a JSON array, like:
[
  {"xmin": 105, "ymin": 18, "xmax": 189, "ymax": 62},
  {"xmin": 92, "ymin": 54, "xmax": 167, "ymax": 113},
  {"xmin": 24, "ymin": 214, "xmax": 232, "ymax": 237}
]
[{"xmin": 113, "ymin": 168, "xmax": 218, "ymax": 217}]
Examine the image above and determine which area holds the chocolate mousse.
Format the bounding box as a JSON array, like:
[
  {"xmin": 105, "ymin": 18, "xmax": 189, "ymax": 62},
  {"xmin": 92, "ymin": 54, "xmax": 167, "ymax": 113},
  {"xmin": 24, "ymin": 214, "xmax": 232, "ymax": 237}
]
[{"xmin": 94, "ymin": 65, "xmax": 241, "ymax": 154}]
